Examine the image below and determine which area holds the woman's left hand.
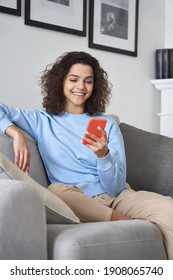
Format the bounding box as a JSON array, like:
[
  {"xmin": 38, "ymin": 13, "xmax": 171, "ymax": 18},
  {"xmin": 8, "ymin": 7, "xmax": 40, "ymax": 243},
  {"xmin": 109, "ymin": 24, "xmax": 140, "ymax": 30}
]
[{"xmin": 82, "ymin": 126, "xmax": 109, "ymax": 158}]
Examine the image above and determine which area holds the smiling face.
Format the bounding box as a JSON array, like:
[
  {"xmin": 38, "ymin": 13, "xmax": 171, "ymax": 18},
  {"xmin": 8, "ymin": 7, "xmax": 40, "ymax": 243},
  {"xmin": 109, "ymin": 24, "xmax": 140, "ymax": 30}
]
[{"xmin": 63, "ymin": 63, "xmax": 94, "ymax": 114}]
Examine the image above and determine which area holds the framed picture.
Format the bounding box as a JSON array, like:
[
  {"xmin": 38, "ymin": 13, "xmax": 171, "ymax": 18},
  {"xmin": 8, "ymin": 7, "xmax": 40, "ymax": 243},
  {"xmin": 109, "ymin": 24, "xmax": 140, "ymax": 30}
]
[
  {"xmin": 0, "ymin": 0, "xmax": 21, "ymax": 16},
  {"xmin": 89, "ymin": 0, "xmax": 139, "ymax": 56},
  {"xmin": 25, "ymin": 0, "xmax": 87, "ymax": 36}
]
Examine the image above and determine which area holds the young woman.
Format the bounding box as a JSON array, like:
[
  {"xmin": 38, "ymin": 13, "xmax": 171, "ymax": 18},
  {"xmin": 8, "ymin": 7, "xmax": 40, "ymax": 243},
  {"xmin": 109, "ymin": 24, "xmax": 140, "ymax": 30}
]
[{"xmin": 0, "ymin": 51, "xmax": 172, "ymax": 259}]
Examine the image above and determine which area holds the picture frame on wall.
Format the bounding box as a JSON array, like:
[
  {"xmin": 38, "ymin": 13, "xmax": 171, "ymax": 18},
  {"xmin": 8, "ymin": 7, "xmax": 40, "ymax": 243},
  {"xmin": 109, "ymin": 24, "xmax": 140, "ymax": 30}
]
[
  {"xmin": 89, "ymin": 0, "xmax": 139, "ymax": 56},
  {"xmin": 25, "ymin": 0, "xmax": 87, "ymax": 36},
  {"xmin": 0, "ymin": 0, "xmax": 21, "ymax": 16}
]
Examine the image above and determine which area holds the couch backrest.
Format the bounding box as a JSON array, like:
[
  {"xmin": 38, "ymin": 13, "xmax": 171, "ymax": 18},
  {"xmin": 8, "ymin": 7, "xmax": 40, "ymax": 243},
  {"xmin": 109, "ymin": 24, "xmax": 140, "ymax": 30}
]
[
  {"xmin": 0, "ymin": 131, "xmax": 50, "ymax": 187},
  {"xmin": 120, "ymin": 123, "xmax": 173, "ymax": 198}
]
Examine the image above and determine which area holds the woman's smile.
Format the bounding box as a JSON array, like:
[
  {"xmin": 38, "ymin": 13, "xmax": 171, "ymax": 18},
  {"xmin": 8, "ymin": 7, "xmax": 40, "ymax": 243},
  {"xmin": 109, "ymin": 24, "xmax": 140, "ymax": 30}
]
[{"xmin": 72, "ymin": 91, "xmax": 85, "ymax": 96}]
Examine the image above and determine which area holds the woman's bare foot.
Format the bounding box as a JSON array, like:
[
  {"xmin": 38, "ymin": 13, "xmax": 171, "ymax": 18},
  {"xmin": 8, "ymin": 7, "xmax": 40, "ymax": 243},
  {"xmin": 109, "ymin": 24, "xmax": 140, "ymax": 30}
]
[{"xmin": 111, "ymin": 211, "xmax": 132, "ymax": 221}]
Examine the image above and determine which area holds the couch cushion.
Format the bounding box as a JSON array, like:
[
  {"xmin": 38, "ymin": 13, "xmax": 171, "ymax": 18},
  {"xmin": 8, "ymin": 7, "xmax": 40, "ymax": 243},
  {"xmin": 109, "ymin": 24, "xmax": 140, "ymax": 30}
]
[
  {"xmin": 120, "ymin": 123, "xmax": 173, "ymax": 197},
  {"xmin": 0, "ymin": 153, "xmax": 80, "ymax": 224},
  {"xmin": 0, "ymin": 131, "xmax": 49, "ymax": 187},
  {"xmin": 47, "ymin": 220, "xmax": 166, "ymax": 260}
]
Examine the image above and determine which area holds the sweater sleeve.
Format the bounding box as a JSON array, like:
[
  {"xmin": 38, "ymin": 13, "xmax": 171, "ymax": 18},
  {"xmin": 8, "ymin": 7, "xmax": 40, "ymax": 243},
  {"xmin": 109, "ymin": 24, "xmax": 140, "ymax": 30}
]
[
  {"xmin": 0, "ymin": 103, "xmax": 38, "ymax": 139},
  {"xmin": 96, "ymin": 120, "xmax": 126, "ymax": 197}
]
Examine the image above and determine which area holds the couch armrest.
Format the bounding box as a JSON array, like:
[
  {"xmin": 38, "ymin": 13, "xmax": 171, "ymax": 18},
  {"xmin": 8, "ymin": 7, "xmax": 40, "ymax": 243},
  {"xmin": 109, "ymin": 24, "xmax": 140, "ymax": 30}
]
[{"xmin": 0, "ymin": 179, "xmax": 47, "ymax": 259}]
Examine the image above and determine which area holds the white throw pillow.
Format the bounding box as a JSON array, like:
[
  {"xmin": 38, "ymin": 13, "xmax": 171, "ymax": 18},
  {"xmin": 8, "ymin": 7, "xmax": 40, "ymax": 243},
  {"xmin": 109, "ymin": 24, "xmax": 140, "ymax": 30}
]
[{"xmin": 0, "ymin": 153, "xmax": 80, "ymax": 224}]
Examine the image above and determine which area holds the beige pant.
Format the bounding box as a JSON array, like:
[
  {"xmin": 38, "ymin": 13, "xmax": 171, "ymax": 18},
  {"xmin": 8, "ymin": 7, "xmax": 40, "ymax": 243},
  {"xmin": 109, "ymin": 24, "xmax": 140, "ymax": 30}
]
[{"xmin": 48, "ymin": 183, "xmax": 173, "ymax": 260}]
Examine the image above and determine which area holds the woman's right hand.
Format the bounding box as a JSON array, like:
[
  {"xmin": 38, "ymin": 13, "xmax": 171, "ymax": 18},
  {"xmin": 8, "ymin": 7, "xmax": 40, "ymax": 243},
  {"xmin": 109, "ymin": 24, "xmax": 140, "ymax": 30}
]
[{"xmin": 5, "ymin": 125, "xmax": 31, "ymax": 174}]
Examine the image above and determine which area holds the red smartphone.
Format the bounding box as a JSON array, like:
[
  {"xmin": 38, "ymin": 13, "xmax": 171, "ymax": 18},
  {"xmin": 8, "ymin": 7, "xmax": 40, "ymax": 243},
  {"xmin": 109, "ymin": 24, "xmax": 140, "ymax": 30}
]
[{"xmin": 82, "ymin": 118, "xmax": 107, "ymax": 144}]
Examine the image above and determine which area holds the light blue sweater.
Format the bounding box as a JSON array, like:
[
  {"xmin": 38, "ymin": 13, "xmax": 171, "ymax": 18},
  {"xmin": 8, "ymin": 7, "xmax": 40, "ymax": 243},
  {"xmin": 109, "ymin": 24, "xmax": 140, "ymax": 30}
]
[{"xmin": 0, "ymin": 103, "xmax": 126, "ymax": 197}]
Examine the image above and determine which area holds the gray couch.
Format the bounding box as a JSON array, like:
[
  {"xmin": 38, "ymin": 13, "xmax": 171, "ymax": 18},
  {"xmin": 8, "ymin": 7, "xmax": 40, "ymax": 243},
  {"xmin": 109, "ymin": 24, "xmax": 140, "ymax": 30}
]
[{"xmin": 1, "ymin": 118, "xmax": 173, "ymax": 260}]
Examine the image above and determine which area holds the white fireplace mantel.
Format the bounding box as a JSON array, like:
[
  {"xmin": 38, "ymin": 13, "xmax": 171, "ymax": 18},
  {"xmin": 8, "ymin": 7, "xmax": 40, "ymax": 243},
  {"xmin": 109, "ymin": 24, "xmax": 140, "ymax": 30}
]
[{"xmin": 151, "ymin": 78, "xmax": 173, "ymax": 138}]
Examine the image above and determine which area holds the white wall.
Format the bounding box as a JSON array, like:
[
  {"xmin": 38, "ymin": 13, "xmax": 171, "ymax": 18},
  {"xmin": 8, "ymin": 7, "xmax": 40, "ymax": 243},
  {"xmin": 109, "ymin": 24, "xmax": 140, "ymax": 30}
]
[
  {"xmin": 165, "ymin": 0, "xmax": 173, "ymax": 47},
  {"xmin": 0, "ymin": 0, "xmax": 167, "ymax": 133}
]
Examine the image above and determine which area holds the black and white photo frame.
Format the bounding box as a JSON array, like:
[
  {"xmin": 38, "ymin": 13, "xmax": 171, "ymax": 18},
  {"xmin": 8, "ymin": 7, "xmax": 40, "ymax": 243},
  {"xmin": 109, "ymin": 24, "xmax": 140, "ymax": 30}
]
[
  {"xmin": 25, "ymin": 0, "xmax": 87, "ymax": 36},
  {"xmin": 0, "ymin": 0, "xmax": 21, "ymax": 16},
  {"xmin": 89, "ymin": 0, "xmax": 139, "ymax": 56}
]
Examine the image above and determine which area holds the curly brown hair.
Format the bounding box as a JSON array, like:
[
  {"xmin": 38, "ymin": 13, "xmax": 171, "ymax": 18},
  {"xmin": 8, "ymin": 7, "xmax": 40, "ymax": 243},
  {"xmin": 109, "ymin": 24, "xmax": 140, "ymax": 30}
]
[{"xmin": 40, "ymin": 51, "xmax": 112, "ymax": 115}]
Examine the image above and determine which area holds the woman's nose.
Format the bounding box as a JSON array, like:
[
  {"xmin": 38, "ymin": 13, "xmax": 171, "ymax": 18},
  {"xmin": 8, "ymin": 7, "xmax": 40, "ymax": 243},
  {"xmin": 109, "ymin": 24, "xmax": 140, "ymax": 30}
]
[{"xmin": 77, "ymin": 80, "xmax": 85, "ymax": 89}]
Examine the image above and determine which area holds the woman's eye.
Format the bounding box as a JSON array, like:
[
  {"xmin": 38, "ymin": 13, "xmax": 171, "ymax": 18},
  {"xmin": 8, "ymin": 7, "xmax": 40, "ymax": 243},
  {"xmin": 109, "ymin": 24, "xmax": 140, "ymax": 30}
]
[{"xmin": 86, "ymin": 80, "xmax": 93, "ymax": 84}]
